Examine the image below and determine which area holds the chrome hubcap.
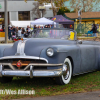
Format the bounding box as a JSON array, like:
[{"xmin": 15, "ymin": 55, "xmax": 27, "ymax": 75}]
[{"xmin": 63, "ymin": 62, "xmax": 70, "ymax": 80}]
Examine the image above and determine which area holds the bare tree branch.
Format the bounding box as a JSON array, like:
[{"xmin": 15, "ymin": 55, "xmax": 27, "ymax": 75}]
[
  {"xmin": 70, "ymin": 0, "xmax": 100, "ymax": 12},
  {"xmin": 31, "ymin": 2, "xmax": 46, "ymax": 18}
]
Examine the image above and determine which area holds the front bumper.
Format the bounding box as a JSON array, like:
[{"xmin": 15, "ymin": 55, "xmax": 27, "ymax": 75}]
[{"xmin": 0, "ymin": 63, "xmax": 67, "ymax": 78}]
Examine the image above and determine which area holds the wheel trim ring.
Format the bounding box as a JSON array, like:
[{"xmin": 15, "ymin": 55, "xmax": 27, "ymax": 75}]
[{"xmin": 63, "ymin": 62, "xmax": 70, "ymax": 80}]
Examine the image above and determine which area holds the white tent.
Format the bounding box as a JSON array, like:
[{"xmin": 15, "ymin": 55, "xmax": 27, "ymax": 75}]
[
  {"xmin": 10, "ymin": 21, "xmax": 33, "ymax": 27},
  {"xmin": 31, "ymin": 17, "xmax": 55, "ymax": 25}
]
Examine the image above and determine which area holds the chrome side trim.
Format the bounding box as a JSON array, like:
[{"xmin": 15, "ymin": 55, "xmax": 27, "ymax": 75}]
[{"xmin": 57, "ymin": 51, "xmax": 68, "ymax": 53}]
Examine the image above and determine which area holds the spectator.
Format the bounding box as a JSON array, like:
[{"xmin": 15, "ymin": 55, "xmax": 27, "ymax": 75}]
[
  {"xmin": 8, "ymin": 27, "xmax": 12, "ymax": 40},
  {"xmin": 33, "ymin": 25, "xmax": 37, "ymax": 37},
  {"xmin": 91, "ymin": 24, "xmax": 97, "ymax": 37},
  {"xmin": 21, "ymin": 28, "xmax": 25, "ymax": 38},
  {"xmin": 12, "ymin": 26, "xmax": 16, "ymax": 36},
  {"xmin": 38, "ymin": 26, "xmax": 41, "ymax": 29},
  {"xmin": 26, "ymin": 26, "xmax": 30, "ymax": 33},
  {"xmin": 45, "ymin": 25, "xmax": 48, "ymax": 28},
  {"xmin": 3, "ymin": 27, "xmax": 5, "ymax": 32},
  {"xmin": 48, "ymin": 25, "xmax": 50, "ymax": 28},
  {"xmin": 15, "ymin": 26, "xmax": 18, "ymax": 38},
  {"xmin": 33, "ymin": 25, "xmax": 37, "ymax": 30},
  {"xmin": 11, "ymin": 27, "xmax": 16, "ymax": 40},
  {"xmin": 18, "ymin": 27, "xmax": 21, "ymax": 38}
]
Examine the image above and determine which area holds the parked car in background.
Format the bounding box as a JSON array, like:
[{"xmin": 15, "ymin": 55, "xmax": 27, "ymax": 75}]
[{"xmin": 0, "ymin": 28, "xmax": 99, "ymax": 85}]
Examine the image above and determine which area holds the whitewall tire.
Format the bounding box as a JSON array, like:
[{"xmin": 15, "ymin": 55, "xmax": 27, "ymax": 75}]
[{"xmin": 55, "ymin": 58, "xmax": 72, "ymax": 85}]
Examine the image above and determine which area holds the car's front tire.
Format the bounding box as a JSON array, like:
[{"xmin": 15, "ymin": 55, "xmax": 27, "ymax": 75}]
[
  {"xmin": 0, "ymin": 77, "xmax": 13, "ymax": 83},
  {"xmin": 55, "ymin": 58, "xmax": 72, "ymax": 85}
]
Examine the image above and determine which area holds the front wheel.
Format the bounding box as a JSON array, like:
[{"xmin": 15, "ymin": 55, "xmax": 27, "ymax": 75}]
[{"xmin": 55, "ymin": 58, "xmax": 72, "ymax": 85}]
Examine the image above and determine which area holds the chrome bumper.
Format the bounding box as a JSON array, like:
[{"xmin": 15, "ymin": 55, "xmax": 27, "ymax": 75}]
[{"xmin": 0, "ymin": 63, "xmax": 67, "ymax": 78}]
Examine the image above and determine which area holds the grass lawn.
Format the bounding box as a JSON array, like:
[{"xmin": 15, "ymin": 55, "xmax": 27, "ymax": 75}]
[{"xmin": 0, "ymin": 71, "xmax": 100, "ymax": 100}]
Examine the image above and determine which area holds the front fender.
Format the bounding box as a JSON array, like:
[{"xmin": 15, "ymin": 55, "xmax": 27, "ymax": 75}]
[
  {"xmin": 39, "ymin": 46, "xmax": 68, "ymax": 64},
  {"xmin": 0, "ymin": 44, "xmax": 13, "ymax": 57},
  {"xmin": 39, "ymin": 45, "xmax": 78, "ymax": 64},
  {"xmin": 39, "ymin": 45, "xmax": 81, "ymax": 75}
]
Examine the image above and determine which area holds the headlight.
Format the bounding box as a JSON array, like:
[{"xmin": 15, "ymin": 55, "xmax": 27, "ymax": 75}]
[{"xmin": 46, "ymin": 48, "xmax": 54, "ymax": 57}]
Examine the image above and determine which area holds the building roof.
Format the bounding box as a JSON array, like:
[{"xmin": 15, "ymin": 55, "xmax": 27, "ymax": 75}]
[{"xmin": 65, "ymin": 12, "xmax": 100, "ymax": 19}]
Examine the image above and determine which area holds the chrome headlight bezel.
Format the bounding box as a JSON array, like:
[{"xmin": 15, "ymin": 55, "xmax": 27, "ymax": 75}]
[{"xmin": 46, "ymin": 48, "xmax": 54, "ymax": 57}]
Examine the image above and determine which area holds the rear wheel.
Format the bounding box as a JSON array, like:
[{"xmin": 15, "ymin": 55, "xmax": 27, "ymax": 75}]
[
  {"xmin": 0, "ymin": 77, "xmax": 13, "ymax": 83},
  {"xmin": 55, "ymin": 58, "xmax": 72, "ymax": 85}
]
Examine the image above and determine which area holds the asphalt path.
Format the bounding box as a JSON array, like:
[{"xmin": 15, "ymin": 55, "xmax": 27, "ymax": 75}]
[{"xmin": 12, "ymin": 91, "xmax": 100, "ymax": 100}]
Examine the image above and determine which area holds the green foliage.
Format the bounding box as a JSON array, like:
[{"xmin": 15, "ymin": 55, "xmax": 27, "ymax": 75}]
[
  {"xmin": 0, "ymin": 71, "xmax": 100, "ymax": 99},
  {"xmin": 77, "ymin": 33, "xmax": 82, "ymax": 36},
  {"xmin": 57, "ymin": 7, "xmax": 70, "ymax": 15}
]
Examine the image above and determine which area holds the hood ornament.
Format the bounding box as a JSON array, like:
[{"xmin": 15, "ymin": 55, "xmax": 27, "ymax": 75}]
[{"xmin": 15, "ymin": 40, "xmax": 27, "ymax": 56}]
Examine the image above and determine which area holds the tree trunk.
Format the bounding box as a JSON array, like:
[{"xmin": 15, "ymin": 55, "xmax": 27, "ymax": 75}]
[{"xmin": 51, "ymin": 0, "xmax": 56, "ymax": 16}]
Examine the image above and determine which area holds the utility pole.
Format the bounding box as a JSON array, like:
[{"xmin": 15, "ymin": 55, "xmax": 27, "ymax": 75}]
[
  {"xmin": 78, "ymin": 8, "xmax": 82, "ymax": 33},
  {"xmin": 4, "ymin": 0, "xmax": 8, "ymax": 43}
]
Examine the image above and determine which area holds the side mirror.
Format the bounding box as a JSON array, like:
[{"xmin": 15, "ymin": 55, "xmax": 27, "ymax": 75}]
[{"xmin": 78, "ymin": 40, "xmax": 82, "ymax": 44}]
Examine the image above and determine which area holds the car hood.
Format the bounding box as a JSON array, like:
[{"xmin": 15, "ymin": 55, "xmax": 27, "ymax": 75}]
[{"xmin": 3, "ymin": 38, "xmax": 76, "ymax": 57}]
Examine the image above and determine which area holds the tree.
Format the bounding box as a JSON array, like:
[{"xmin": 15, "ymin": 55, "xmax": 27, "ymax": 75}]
[
  {"xmin": 25, "ymin": 0, "xmax": 67, "ymax": 16},
  {"xmin": 57, "ymin": 7, "xmax": 70, "ymax": 15},
  {"xmin": 69, "ymin": 0, "xmax": 100, "ymax": 12},
  {"xmin": 24, "ymin": 0, "xmax": 27, "ymax": 3},
  {"xmin": 31, "ymin": 2, "xmax": 46, "ymax": 18}
]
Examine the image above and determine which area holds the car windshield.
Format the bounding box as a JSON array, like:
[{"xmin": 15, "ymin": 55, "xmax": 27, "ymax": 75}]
[{"xmin": 32, "ymin": 28, "xmax": 76, "ymax": 40}]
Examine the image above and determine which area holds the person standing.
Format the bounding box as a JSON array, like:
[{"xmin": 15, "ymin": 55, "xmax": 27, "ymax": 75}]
[
  {"xmin": 33, "ymin": 25, "xmax": 37, "ymax": 37},
  {"xmin": 26, "ymin": 26, "xmax": 30, "ymax": 34},
  {"xmin": 33, "ymin": 25, "xmax": 37, "ymax": 30},
  {"xmin": 11, "ymin": 27, "xmax": 16, "ymax": 40},
  {"xmin": 13, "ymin": 26, "xmax": 16, "ymax": 35},
  {"xmin": 21, "ymin": 28, "xmax": 25, "ymax": 38},
  {"xmin": 91, "ymin": 24, "xmax": 97, "ymax": 37},
  {"xmin": 8, "ymin": 27, "xmax": 12, "ymax": 40},
  {"xmin": 18, "ymin": 27, "xmax": 21, "ymax": 39},
  {"xmin": 15, "ymin": 26, "xmax": 18, "ymax": 38}
]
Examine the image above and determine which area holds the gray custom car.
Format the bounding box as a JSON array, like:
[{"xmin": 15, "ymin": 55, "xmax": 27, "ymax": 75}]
[{"xmin": 0, "ymin": 28, "xmax": 99, "ymax": 85}]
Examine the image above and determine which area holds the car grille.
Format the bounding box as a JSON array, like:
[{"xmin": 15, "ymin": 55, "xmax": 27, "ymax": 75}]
[{"xmin": 0, "ymin": 59, "xmax": 47, "ymax": 70}]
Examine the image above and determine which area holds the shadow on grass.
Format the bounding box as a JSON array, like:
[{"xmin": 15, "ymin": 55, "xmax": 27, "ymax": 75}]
[
  {"xmin": 0, "ymin": 77, "xmax": 57, "ymax": 90},
  {"xmin": 1, "ymin": 71, "xmax": 98, "ymax": 89}
]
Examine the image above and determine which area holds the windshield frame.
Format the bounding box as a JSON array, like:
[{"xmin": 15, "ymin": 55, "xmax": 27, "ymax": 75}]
[{"xmin": 32, "ymin": 28, "xmax": 77, "ymax": 41}]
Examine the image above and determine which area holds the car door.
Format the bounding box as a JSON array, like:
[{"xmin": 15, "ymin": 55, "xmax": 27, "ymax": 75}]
[{"xmin": 78, "ymin": 41, "xmax": 96, "ymax": 73}]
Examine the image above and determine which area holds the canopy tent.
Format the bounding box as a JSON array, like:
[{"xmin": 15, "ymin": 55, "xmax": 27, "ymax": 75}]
[
  {"xmin": 31, "ymin": 17, "xmax": 55, "ymax": 25},
  {"xmin": 10, "ymin": 21, "xmax": 33, "ymax": 27},
  {"xmin": 52, "ymin": 15, "xmax": 74, "ymax": 24},
  {"xmin": 52, "ymin": 15, "xmax": 74, "ymax": 29}
]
